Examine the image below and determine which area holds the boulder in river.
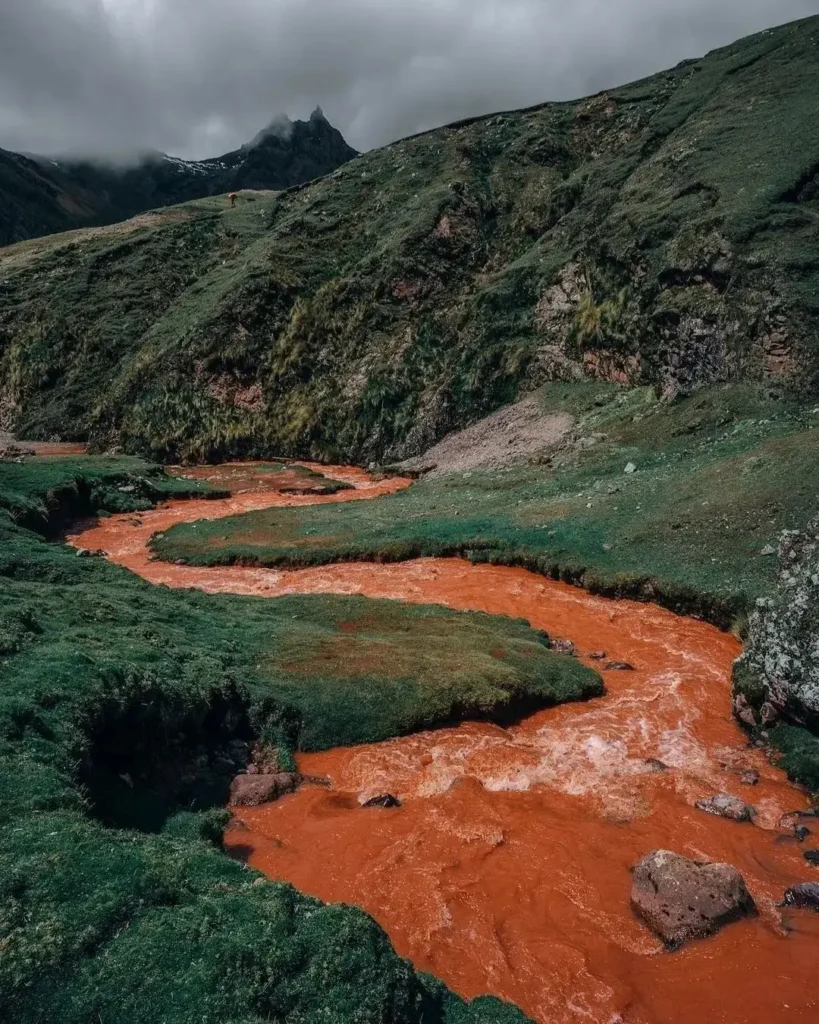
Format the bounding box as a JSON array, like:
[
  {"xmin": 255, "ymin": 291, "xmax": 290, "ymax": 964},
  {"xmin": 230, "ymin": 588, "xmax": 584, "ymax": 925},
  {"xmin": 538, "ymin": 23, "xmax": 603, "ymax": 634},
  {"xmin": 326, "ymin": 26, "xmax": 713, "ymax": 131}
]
[
  {"xmin": 230, "ymin": 772, "xmax": 300, "ymax": 806},
  {"xmin": 803, "ymin": 849, "xmax": 819, "ymax": 865},
  {"xmin": 695, "ymin": 793, "xmax": 755, "ymax": 822},
  {"xmin": 604, "ymin": 660, "xmax": 635, "ymax": 671},
  {"xmin": 550, "ymin": 638, "xmax": 575, "ymax": 655},
  {"xmin": 362, "ymin": 793, "xmax": 402, "ymax": 808},
  {"xmin": 783, "ymin": 883, "xmax": 819, "ymax": 910},
  {"xmin": 631, "ymin": 849, "xmax": 757, "ymax": 948}
]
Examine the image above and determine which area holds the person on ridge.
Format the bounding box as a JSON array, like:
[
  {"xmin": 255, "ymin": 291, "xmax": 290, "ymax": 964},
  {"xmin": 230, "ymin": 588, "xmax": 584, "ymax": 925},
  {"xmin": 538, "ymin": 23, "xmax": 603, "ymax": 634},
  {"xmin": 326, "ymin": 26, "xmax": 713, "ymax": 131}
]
[{"xmin": 229, "ymin": 192, "xmax": 238, "ymax": 208}]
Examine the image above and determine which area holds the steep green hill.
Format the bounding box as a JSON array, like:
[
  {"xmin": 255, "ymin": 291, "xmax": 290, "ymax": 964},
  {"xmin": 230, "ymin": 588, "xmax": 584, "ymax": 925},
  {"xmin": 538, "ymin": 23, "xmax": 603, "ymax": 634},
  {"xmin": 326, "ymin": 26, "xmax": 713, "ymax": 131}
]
[
  {"xmin": 1, "ymin": 17, "xmax": 818, "ymax": 463},
  {"xmin": 0, "ymin": 109, "xmax": 356, "ymax": 247}
]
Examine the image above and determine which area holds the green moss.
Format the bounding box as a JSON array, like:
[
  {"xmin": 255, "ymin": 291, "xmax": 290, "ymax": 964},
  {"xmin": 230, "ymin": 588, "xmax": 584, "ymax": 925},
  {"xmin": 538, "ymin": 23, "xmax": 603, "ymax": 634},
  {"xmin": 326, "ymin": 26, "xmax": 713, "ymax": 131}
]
[{"xmin": 769, "ymin": 726, "xmax": 819, "ymax": 793}]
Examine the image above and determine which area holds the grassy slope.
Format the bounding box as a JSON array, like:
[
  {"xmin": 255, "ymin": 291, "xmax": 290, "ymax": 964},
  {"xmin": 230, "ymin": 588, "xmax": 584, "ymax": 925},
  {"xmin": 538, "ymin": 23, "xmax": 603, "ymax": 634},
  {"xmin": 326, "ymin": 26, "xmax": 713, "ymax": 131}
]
[
  {"xmin": 154, "ymin": 383, "xmax": 819, "ymax": 628},
  {"xmin": 1, "ymin": 458, "xmax": 604, "ymax": 1023},
  {"xmin": 2, "ymin": 17, "xmax": 818, "ymax": 463}
]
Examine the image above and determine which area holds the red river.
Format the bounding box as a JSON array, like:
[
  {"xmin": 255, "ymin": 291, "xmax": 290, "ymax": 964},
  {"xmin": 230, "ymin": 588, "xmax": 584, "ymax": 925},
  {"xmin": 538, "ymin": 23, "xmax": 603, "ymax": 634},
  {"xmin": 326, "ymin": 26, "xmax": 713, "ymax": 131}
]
[{"xmin": 69, "ymin": 464, "xmax": 819, "ymax": 1024}]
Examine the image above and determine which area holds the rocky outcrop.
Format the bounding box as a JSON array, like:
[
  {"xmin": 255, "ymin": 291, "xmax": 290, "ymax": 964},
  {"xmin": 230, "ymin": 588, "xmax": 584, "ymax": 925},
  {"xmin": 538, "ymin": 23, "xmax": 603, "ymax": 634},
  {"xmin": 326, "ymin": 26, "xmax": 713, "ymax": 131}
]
[
  {"xmin": 631, "ymin": 850, "xmax": 757, "ymax": 948},
  {"xmin": 732, "ymin": 518, "xmax": 819, "ymax": 731}
]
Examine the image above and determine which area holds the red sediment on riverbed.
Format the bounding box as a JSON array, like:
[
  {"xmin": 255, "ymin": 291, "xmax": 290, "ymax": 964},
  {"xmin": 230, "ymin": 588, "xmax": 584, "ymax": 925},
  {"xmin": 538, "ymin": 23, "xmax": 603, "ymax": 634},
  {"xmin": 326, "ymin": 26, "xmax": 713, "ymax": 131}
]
[{"xmin": 70, "ymin": 465, "xmax": 819, "ymax": 1024}]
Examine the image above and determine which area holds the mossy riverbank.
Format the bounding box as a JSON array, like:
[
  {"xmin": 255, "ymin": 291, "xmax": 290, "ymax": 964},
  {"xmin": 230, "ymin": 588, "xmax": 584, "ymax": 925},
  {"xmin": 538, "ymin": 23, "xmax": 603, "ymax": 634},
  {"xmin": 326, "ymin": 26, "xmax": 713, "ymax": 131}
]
[{"xmin": 1, "ymin": 456, "xmax": 611, "ymax": 1023}]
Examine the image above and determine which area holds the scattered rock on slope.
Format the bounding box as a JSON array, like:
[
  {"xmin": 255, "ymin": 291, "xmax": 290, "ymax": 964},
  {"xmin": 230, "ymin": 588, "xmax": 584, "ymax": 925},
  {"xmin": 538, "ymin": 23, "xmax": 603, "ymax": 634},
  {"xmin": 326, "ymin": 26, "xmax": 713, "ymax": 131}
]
[
  {"xmin": 396, "ymin": 394, "xmax": 573, "ymax": 477},
  {"xmin": 631, "ymin": 849, "xmax": 757, "ymax": 948}
]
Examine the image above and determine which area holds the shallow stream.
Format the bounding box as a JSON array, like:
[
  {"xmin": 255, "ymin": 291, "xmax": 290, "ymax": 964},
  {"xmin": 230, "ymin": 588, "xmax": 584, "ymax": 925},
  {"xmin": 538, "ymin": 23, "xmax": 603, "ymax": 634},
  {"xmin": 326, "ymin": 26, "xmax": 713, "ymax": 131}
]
[{"xmin": 70, "ymin": 464, "xmax": 819, "ymax": 1023}]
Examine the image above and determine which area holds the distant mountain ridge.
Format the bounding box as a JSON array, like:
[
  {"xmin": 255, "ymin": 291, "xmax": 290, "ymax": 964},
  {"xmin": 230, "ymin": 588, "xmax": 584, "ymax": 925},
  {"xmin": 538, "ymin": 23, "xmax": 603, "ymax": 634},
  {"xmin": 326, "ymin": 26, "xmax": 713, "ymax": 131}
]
[{"xmin": 0, "ymin": 108, "xmax": 357, "ymax": 246}]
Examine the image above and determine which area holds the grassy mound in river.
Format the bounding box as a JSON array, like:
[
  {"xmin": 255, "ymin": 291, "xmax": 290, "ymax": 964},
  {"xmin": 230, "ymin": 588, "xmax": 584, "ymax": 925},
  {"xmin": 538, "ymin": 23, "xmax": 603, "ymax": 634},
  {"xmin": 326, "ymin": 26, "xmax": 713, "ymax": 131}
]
[
  {"xmin": 1, "ymin": 457, "xmax": 604, "ymax": 1022},
  {"xmin": 1, "ymin": 17, "xmax": 818, "ymax": 463},
  {"xmin": 154, "ymin": 382, "xmax": 819, "ymax": 627}
]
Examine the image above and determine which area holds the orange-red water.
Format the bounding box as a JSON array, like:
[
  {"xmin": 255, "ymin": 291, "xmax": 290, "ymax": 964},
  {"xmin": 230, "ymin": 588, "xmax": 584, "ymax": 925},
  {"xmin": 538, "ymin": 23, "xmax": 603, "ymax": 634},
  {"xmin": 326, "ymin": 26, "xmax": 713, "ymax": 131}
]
[{"xmin": 70, "ymin": 465, "xmax": 819, "ymax": 1024}]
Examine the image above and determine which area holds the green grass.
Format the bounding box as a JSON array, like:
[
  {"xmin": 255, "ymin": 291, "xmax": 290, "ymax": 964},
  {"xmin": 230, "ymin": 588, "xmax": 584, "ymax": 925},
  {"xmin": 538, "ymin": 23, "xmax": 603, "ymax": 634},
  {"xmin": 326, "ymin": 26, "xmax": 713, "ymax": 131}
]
[
  {"xmin": 1, "ymin": 17, "xmax": 817, "ymax": 463},
  {"xmin": 768, "ymin": 726, "xmax": 819, "ymax": 793},
  {"xmin": 154, "ymin": 382, "xmax": 819, "ymax": 626},
  {"xmin": 1, "ymin": 457, "xmax": 606, "ymax": 1022}
]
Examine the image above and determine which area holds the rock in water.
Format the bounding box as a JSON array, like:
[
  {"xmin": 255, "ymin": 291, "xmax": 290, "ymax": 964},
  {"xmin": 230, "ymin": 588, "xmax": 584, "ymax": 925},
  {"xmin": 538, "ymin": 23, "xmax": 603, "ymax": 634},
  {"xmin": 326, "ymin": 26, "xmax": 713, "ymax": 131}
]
[
  {"xmin": 631, "ymin": 850, "xmax": 757, "ymax": 948},
  {"xmin": 803, "ymin": 849, "xmax": 819, "ymax": 865},
  {"xmin": 604, "ymin": 660, "xmax": 635, "ymax": 671},
  {"xmin": 230, "ymin": 772, "xmax": 300, "ymax": 806},
  {"xmin": 362, "ymin": 793, "xmax": 402, "ymax": 808},
  {"xmin": 783, "ymin": 883, "xmax": 819, "ymax": 910},
  {"xmin": 695, "ymin": 793, "xmax": 755, "ymax": 822},
  {"xmin": 550, "ymin": 638, "xmax": 575, "ymax": 655}
]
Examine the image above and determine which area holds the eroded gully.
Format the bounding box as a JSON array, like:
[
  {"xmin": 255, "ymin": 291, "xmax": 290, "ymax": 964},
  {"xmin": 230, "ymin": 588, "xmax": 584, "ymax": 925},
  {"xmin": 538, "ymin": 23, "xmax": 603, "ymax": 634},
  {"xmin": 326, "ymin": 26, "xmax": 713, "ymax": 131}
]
[{"xmin": 69, "ymin": 465, "xmax": 819, "ymax": 1024}]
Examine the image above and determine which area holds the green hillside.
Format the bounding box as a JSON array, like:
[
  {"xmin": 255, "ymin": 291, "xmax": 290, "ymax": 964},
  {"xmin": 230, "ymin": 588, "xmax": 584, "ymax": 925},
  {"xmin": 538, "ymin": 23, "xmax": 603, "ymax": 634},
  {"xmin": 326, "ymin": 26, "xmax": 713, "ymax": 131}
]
[{"xmin": 1, "ymin": 17, "xmax": 817, "ymax": 464}]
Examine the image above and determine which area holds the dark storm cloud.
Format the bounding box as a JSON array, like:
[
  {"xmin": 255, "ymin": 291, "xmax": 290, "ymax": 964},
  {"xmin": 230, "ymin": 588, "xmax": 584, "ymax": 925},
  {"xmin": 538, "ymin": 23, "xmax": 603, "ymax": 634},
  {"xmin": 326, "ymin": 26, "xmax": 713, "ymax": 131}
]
[{"xmin": 1, "ymin": 0, "xmax": 817, "ymax": 159}]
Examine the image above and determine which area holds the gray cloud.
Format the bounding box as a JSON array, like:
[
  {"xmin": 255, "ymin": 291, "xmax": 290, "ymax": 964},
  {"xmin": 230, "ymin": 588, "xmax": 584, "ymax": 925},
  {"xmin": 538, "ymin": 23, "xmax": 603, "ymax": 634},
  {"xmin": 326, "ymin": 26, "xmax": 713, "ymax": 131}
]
[{"xmin": 1, "ymin": 0, "xmax": 817, "ymax": 159}]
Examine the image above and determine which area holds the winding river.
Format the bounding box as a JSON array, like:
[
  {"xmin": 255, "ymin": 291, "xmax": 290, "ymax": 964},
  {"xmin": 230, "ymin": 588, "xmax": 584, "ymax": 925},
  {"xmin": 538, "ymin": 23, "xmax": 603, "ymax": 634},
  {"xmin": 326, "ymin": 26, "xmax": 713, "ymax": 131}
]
[{"xmin": 69, "ymin": 464, "xmax": 819, "ymax": 1024}]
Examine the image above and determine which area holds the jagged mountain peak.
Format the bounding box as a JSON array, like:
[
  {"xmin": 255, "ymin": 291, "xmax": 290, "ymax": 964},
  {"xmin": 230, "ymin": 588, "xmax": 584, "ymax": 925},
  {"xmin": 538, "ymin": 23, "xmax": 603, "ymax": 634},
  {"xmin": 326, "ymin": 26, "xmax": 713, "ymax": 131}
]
[{"xmin": 0, "ymin": 110, "xmax": 357, "ymax": 245}]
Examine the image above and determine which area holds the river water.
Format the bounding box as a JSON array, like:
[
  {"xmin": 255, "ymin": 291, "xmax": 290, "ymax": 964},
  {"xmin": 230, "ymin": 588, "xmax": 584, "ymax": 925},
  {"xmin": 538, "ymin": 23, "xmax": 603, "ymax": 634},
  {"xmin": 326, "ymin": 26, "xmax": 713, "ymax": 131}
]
[{"xmin": 69, "ymin": 464, "xmax": 819, "ymax": 1024}]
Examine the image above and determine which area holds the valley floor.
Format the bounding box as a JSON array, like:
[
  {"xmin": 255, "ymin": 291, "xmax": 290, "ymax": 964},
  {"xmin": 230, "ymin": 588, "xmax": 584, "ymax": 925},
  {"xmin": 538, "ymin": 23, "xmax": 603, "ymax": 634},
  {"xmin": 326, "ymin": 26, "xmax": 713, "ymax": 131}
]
[{"xmin": 3, "ymin": 380, "xmax": 819, "ymax": 1022}]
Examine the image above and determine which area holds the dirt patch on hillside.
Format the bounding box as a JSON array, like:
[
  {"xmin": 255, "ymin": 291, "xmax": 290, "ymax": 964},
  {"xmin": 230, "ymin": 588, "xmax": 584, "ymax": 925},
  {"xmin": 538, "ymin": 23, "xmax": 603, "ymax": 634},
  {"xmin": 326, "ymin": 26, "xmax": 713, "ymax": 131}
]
[{"xmin": 397, "ymin": 395, "xmax": 573, "ymax": 477}]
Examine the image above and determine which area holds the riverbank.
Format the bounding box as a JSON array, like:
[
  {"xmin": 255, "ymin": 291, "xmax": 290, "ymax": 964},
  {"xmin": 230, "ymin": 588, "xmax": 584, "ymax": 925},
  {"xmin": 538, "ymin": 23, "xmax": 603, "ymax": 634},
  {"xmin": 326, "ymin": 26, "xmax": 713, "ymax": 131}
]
[
  {"xmin": 2, "ymin": 456, "xmax": 563, "ymax": 1024},
  {"xmin": 68, "ymin": 460, "xmax": 819, "ymax": 1023}
]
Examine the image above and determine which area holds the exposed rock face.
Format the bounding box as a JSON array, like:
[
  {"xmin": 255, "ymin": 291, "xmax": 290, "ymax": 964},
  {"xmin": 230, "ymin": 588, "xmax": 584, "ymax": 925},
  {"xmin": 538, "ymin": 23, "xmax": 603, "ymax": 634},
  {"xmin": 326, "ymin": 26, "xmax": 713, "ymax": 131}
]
[
  {"xmin": 631, "ymin": 850, "xmax": 757, "ymax": 948},
  {"xmin": 733, "ymin": 518, "xmax": 819, "ymax": 731},
  {"xmin": 695, "ymin": 793, "xmax": 755, "ymax": 822},
  {"xmin": 230, "ymin": 772, "xmax": 300, "ymax": 806}
]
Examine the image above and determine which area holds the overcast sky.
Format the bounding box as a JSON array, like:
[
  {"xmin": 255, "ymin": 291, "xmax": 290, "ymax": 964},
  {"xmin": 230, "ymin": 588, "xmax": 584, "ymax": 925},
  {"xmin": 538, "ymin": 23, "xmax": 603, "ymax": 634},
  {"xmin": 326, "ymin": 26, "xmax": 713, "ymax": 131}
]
[{"xmin": 1, "ymin": 0, "xmax": 817, "ymax": 160}]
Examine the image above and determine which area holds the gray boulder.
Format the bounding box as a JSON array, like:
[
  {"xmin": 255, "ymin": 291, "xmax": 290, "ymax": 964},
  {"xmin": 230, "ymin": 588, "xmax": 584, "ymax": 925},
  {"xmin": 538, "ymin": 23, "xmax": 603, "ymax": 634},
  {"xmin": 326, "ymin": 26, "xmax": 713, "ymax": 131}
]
[
  {"xmin": 695, "ymin": 793, "xmax": 755, "ymax": 822},
  {"xmin": 783, "ymin": 883, "xmax": 819, "ymax": 910},
  {"xmin": 631, "ymin": 849, "xmax": 757, "ymax": 948}
]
